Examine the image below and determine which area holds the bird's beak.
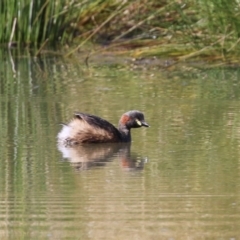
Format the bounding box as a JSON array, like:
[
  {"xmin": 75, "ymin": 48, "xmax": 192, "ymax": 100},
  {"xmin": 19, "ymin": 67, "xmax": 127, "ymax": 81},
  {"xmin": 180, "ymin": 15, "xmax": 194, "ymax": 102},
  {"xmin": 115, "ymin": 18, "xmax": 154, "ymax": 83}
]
[{"xmin": 141, "ymin": 121, "xmax": 149, "ymax": 127}]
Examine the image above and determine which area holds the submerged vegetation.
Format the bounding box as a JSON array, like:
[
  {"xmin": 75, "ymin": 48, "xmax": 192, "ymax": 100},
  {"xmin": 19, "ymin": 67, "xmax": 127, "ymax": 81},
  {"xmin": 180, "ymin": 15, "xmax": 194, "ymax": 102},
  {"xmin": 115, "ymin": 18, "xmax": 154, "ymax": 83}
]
[{"xmin": 1, "ymin": 0, "xmax": 240, "ymax": 61}]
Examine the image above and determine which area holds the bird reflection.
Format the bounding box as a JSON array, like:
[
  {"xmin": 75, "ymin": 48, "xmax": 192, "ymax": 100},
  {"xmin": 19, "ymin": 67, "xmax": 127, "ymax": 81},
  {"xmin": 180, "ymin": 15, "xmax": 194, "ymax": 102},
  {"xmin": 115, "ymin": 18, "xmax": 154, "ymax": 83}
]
[
  {"xmin": 58, "ymin": 143, "xmax": 147, "ymax": 171},
  {"xmin": 117, "ymin": 144, "xmax": 147, "ymax": 171}
]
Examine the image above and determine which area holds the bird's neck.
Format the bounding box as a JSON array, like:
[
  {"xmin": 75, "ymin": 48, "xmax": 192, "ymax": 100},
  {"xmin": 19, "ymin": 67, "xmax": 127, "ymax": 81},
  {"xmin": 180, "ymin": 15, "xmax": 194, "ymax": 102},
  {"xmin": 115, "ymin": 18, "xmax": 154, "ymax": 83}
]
[{"xmin": 118, "ymin": 124, "xmax": 131, "ymax": 142}]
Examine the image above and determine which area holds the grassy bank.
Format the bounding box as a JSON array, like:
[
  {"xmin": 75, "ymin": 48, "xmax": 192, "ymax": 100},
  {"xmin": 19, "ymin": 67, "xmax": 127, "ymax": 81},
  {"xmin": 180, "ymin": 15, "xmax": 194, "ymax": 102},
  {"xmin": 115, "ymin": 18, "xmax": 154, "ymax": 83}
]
[{"xmin": 1, "ymin": 0, "xmax": 240, "ymax": 62}]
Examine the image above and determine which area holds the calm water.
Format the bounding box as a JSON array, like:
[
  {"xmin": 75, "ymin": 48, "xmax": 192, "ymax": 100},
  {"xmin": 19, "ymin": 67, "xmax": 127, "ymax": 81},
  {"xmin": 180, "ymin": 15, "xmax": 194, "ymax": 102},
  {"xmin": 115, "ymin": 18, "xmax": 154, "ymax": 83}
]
[{"xmin": 1, "ymin": 51, "xmax": 240, "ymax": 239}]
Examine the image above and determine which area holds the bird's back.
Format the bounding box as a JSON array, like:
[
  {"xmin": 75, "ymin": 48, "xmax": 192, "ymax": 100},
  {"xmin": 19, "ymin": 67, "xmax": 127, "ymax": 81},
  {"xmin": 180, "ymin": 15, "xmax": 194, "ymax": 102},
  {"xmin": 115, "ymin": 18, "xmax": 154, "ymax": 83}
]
[{"xmin": 58, "ymin": 112, "xmax": 122, "ymax": 145}]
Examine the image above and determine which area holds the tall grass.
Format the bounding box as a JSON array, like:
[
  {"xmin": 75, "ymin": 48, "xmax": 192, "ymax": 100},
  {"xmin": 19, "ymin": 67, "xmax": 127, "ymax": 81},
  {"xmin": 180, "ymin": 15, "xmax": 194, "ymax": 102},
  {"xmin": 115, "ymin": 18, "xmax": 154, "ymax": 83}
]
[
  {"xmin": 0, "ymin": 0, "xmax": 121, "ymax": 50},
  {"xmin": 1, "ymin": 0, "xmax": 240, "ymax": 59},
  {"xmin": 67, "ymin": 0, "xmax": 240, "ymax": 59},
  {"xmin": 178, "ymin": 0, "xmax": 240, "ymax": 60},
  {"xmin": 0, "ymin": 0, "xmax": 85, "ymax": 48}
]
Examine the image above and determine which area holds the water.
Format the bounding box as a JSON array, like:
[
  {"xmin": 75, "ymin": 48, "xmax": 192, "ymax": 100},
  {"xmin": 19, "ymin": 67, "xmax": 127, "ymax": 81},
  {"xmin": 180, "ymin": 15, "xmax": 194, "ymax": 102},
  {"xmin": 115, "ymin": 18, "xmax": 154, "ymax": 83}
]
[{"xmin": 1, "ymin": 51, "xmax": 240, "ymax": 239}]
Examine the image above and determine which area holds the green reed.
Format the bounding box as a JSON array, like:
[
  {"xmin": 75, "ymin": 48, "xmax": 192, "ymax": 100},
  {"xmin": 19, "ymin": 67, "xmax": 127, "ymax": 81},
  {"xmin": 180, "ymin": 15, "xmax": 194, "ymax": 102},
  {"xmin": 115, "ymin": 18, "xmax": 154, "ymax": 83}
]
[
  {"xmin": 0, "ymin": 0, "xmax": 117, "ymax": 50},
  {"xmin": 1, "ymin": 0, "xmax": 240, "ymax": 59},
  {"xmin": 0, "ymin": 0, "xmax": 83, "ymax": 48},
  {"xmin": 64, "ymin": 0, "xmax": 240, "ymax": 59}
]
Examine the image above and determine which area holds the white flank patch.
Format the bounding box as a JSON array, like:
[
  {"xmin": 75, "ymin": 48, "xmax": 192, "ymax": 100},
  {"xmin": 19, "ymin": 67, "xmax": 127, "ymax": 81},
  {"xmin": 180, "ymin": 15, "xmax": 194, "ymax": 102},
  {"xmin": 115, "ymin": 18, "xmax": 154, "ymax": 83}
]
[{"xmin": 57, "ymin": 125, "xmax": 71, "ymax": 143}]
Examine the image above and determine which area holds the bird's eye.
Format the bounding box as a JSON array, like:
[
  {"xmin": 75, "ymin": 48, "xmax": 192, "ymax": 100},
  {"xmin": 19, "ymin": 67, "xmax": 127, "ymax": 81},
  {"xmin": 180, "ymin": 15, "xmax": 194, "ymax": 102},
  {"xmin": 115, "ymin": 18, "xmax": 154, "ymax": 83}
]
[{"xmin": 135, "ymin": 119, "xmax": 142, "ymax": 126}]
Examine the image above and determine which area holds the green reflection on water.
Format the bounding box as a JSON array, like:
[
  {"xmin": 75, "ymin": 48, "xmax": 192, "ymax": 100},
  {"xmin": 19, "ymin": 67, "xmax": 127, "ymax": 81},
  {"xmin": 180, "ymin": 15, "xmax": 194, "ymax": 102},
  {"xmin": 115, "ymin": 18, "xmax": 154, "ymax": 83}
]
[{"xmin": 0, "ymin": 51, "xmax": 240, "ymax": 239}]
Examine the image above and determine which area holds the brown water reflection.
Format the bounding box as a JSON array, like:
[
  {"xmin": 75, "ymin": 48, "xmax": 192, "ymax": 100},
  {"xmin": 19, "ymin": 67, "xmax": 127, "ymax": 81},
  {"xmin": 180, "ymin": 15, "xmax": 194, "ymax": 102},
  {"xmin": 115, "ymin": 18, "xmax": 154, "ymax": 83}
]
[
  {"xmin": 58, "ymin": 143, "xmax": 147, "ymax": 171},
  {"xmin": 1, "ymin": 52, "xmax": 240, "ymax": 239}
]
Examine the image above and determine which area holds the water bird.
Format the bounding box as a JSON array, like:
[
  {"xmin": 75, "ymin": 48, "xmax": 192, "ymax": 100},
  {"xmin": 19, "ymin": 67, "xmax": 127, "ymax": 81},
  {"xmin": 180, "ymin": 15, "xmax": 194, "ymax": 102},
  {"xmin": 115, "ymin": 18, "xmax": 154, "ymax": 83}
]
[{"xmin": 57, "ymin": 110, "xmax": 149, "ymax": 145}]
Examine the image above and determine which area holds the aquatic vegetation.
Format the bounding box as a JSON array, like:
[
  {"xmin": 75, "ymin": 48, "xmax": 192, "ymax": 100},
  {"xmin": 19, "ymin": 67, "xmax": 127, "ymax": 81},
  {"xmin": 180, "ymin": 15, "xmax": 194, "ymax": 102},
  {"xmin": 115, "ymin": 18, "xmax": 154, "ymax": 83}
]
[
  {"xmin": 1, "ymin": 0, "xmax": 240, "ymax": 61},
  {"xmin": 0, "ymin": 0, "xmax": 83, "ymax": 48}
]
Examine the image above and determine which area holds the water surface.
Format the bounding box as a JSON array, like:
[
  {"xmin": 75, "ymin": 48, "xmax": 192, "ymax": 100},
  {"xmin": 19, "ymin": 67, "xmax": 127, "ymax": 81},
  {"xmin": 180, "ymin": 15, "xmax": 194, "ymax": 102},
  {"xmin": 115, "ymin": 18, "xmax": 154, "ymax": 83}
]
[{"xmin": 1, "ymin": 51, "xmax": 240, "ymax": 239}]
